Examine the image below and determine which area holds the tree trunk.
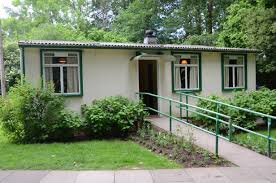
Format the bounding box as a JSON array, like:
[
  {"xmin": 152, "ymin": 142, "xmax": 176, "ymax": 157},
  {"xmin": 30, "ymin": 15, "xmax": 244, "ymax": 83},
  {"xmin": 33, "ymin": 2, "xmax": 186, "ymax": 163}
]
[
  {"xmin": 207, "ymin": 0, "xmax": 213, "ymax": 34},
  {"xmin": 0, "ymin": 20, "xmax": 6, "ymax": 97},
  {"xmin": 195, "ymin": 5, "xmax": 203, "ymax": 35}
]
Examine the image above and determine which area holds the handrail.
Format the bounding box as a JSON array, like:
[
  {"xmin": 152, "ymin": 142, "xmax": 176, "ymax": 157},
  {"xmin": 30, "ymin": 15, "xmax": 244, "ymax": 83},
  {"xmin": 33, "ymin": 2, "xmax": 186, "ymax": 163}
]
[
  {"xmin": 176, "ymin": 91, "xmax": 276, "ymax": 120},
  {"xmin": 137, "ymin": 92, "xmax": 230, "ymax": 119},
  {"xmin": 136, "ymin": 91, "xmax": 276, "ymax": 158}
]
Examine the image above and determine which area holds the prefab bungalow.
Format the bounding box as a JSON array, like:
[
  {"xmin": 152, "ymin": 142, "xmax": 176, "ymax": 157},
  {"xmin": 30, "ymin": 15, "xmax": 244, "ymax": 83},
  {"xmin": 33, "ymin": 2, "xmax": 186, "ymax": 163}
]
[{"xmin": 18, "ymin": 32, "xmax": 259, "ymax": 115}]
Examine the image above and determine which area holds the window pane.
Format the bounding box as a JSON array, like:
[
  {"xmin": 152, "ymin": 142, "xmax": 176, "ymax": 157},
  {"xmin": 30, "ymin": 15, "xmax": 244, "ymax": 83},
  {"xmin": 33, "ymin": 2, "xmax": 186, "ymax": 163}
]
[
  {"xmin": 45, "ymin": 57, "xmax": 65, "ymax": 64},
  {"xmin": 190, "ymin": 56, "xmax": 198, "ymax": 64},
  {"xmin": 189, "ymin": 66, "xmax": 198, "ymax": 88},
  {"xmin": 44, "ymin": 57, "xmax": 78, "ymax": 65},
  {"xmin": 224, "ymin": 55, "xmax": 244, "ymax": 65},
  {"xmin": 224, "ymin": 67, "xmax": 232, "ymax": 87},
  {"xmin": 175, "ymin": 66, "xmax": 198, "ymax": 89},
  {"xmin": 67, "ymin": 56, "xmax": 78, "ymax": 64},
  {"xmin": 45, "ymin": 67, "xmax": 61, "ymax": 93},
  {"xmin": 236, "ymin": 67, "xmax": 244, "ymax": 87},
  {"xmin": 224, "ymin": 56, "xmax": 230, "ymax": 64},
  {"xmin": 237, "ymin": 57, "xmax": 244, "ymax": 65},
  {"xmin": 174, "ymin": 67, "xmax": 185, "ymax": 89},
  {"xmin": 174, "ymin": 54, "xmax": 198, "ymax": 65},
  {"xmin": 63, "ymin": 67, "xmax": 79, "ymax": 93},
  {"xmin": 224, "ymin": 66, "xmax": 244, "ymax": 88},
  {"xmin": 45, "ymin": 57, "xmax": 53, "ymax": 64}
]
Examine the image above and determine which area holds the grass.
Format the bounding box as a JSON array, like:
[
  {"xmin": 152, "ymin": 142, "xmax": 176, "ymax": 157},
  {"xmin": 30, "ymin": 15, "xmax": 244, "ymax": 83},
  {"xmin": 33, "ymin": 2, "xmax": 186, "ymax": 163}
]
[
  {"xmin": 0, "ymin": 129, "xmax": 180, "ymax": 170},
  {"xmin": 234, "ymin": 128, "xmax": 276, "ymax": 159}
]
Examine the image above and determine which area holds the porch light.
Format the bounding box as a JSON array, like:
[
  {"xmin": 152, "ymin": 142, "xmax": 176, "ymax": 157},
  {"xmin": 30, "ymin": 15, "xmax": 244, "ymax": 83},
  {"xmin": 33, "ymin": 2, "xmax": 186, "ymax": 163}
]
[
  {"xmin": 180, "ymin": 59, "xmax": 188, "ymax": 64},
  {"xmin": 58, "ymin": 57, "xmax": 67, "ymax": 64}
]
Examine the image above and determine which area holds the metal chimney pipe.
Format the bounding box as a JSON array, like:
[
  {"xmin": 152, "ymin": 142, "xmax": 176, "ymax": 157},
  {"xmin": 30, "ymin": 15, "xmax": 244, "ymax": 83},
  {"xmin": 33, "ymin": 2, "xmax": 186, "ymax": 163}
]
[{"xmin": 143, "ymin": 30, "xmax": 157, "ymax": 44}]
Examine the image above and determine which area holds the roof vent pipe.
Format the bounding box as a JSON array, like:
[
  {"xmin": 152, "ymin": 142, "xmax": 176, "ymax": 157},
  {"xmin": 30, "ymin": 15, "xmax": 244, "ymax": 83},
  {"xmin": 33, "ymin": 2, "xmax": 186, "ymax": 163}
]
[{"xmin": 143, "ymin": 30, "xmax": 157, "ymax": 44}]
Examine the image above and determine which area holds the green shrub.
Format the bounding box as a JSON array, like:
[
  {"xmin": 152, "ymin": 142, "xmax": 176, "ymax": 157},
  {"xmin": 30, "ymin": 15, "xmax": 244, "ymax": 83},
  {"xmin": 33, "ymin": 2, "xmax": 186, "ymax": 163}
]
[
  {"xmin": 193, "ymin": 95, "xmax": 229, "ymax": 132},
  {"xmin": 0, "ymin": 82, "xmax": 83, "ymax": 143},
  {"xmin": 229, "ymin": 88, "xmax": 276, "ymax": 129},
  {"xmin": 193, "ymin": 88, "xmax": 276, "ymax": 132},
  {"xmin": 51, "ymin": 110, "xmax": 84, "ymax": 141},
  {"xmin": 82, "ymin": 96, "xmax": 148, "ymax": 137}
]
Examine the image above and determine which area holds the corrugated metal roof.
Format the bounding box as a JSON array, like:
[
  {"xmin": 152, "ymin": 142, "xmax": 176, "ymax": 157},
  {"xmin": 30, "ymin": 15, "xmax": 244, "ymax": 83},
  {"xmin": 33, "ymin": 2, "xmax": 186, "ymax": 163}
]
[{"xmin": 18, "ymin": 40, "xmax": 260, "ymax": 53}]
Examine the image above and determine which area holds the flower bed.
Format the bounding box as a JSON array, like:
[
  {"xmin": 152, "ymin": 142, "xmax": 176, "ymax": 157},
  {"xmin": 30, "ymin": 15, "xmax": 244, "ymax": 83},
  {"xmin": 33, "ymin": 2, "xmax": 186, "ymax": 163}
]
[{"xmin": 131, "ymin": 124, "xmax": 233, "ymax": 168}]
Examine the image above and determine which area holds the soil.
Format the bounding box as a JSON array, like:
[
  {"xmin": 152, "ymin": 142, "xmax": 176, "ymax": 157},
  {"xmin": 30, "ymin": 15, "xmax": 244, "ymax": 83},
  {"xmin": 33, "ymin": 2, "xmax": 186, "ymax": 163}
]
[{"xmin": 131, "ymin": 127, "xmax": 234, "ymax": 168}]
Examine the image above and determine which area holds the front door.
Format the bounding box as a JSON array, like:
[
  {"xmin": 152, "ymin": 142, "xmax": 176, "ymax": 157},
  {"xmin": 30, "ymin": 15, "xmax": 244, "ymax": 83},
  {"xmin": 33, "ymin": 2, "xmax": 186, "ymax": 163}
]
[{"xmin": 139, "ymin": 60, "xmax": 158, "ymax": 114}]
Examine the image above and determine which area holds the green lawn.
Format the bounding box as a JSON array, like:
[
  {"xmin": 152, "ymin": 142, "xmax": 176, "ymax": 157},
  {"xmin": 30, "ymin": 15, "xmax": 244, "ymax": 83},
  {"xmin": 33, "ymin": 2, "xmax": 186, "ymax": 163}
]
[
  {"xmin": 0, "ymin": 129, "xmax": 180, "ymax": 170},
  {"xmin": 234, "ymin": 128, "xmax": 276, "ymax": 158}
]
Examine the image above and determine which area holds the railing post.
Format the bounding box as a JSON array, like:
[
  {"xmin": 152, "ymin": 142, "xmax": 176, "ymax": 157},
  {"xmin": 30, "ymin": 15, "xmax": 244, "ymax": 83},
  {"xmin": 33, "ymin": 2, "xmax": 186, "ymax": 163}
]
[
  {"xmin": 179, "ymin": 93, "xmax": 182, "ymax": 119},
  {"xmin": 169, "ymin": 100, "xmax": 172, "ymax": 132},
  {"xmin": 215, "ymin": 103, "xmax": 220, "ymax": 157},
  {"xmin": 186, "ymin": 95, "xmax": 189, "ymax": 122},
  {"xmin": 228, "ymin": 117, "xmax": 232, "ymax": 142},
  {"xmin": 267, "ymin": 117, "xmax": 272, "ymax": 157}
]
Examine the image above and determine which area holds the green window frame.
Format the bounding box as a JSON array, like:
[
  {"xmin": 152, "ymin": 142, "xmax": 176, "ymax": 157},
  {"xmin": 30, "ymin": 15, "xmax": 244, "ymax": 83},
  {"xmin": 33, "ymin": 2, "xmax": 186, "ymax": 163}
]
[
  {"xmin": 221, "ymin": 53, "xmax": 247, "ymax": 91},
  {"xmin": 40, "ymin": 49, "xmax": 83, "ymax": 97},
  {"xmin": 171, "ymin": 52, "xmax": 202, "ymax": 92}
]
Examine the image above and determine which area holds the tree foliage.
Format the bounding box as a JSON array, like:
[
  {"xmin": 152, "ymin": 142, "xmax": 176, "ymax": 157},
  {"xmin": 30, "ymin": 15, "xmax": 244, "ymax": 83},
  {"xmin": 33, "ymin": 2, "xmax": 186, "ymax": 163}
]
[
  {"xmin": 112, "ymin": 0, "xmax": 161, "ymax": 42},
  {"xmin": 218, "ymin": 0, "xmax": 276, "ymax": 73},
  {"xmin": 3, "ymin": 40, "xmax": 20, "ymax": 89},
  {"xmin": 1, "ymin": 0, "xmax": 275, "ymax": 88}
]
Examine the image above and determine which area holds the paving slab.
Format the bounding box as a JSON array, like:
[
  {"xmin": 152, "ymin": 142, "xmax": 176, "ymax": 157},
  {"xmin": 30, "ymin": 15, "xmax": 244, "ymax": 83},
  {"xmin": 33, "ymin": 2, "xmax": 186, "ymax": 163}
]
[
  {"xmin": 1, "ymin": 168, "xmax": 275, "ymax": 183},
  {"xmin": 115, "ymin": 170, "xmax": 153, "ymax": 183},
  {"xmin": 185, "ymin": 168, "xmax": 232, "ymax": 183},
  {"xmin": 40, "ymin": 171, "xmax": 79, "ymax": 183},
  {"xmin": 251, "ymin": 167, "xmax": 276, "ymax": 183},
  {"xmin": 149, "ymin": 117, "xmax": 276, "ymax": 168},
  {"xmin": 218, "ymin": 167, "xmax": 271, "ymax": 183},
  {"xmin": 75, "ymin": 171, "xmax": 114, "ymax": 183},
  {"xmin": 150, "ymin": 169, "xmax": 195, "ymax": 183},
  {"xmin": 0, "ymin": 171, "xmax": 48, "ymax": 183},
  {"xmin": 0, "ymin": 171, "xmax": 13, "ymax": 182}
]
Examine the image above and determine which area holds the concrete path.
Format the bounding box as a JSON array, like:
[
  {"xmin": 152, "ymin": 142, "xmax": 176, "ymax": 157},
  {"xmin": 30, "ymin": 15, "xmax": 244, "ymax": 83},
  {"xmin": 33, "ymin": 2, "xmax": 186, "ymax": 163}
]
[
  {"xmin": 149, "ymin": 116, "xmax": 276, "ymax": 168},
  {"xmin": 0, "ymin": 168, "xmax": 276, "ymax": 183}
]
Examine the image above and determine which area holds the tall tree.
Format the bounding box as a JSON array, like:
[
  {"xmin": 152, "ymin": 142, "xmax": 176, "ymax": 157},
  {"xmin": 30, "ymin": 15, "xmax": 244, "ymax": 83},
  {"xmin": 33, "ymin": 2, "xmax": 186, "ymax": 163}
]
[
  {"xmin": 112, "ymin": 0, "xmax": 162, "ymax": 42},
  {"xmin": 162, "ymin": 0, "xmax": 233, "ymax": 43},
  {"xmin": 207, "ymin": 0, "xmax": 213, "ymax": 34},
  {"xmin": 0, "ymin": 20, "xmax": 6, "ymax": 97}
]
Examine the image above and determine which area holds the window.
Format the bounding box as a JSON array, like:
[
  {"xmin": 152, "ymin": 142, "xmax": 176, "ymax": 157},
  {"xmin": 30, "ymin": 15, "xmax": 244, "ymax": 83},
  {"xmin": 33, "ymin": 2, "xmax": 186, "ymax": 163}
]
[
  {"xmin": 222, "ymin": 54, "xmax": 247, "ymax": 90},
  {"xmin": 42, "ymin": 51, "xmax": 81, "ymax": 95},
  {"xmin": 172, "ymin": 53, "xmax": 201, "ymax": 91}
]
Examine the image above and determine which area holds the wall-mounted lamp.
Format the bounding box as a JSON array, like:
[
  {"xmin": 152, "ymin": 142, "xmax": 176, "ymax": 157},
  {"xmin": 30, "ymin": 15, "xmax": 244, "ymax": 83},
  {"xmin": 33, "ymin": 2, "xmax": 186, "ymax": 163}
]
[
  {"xmin": 180, "ymin": 59, "xmax": 188, "ymax": 64},
  {"xmin": 58, "ymin": 57, "xmax": 67, "ymax": 64}
]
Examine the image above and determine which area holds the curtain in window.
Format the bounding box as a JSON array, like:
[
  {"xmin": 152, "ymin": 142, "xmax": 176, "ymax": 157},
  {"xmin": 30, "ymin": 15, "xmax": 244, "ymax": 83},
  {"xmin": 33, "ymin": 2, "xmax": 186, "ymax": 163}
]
[
  {"xmin": 45, "ymin": 67, "xmax": 53, "ymax": 85},
  {"xmin": 65, "ymin": 67, "xmax": 79, "ymax": 93},
  {"xmin": 45, "ymin": 67, "xmax": 61, "ymax": 93},
  {"xmin": 189, "ymin": 67, "xmax": 198, "ymax": 88},
  {"xmin": 175, "ymin": 67, "xmax": 181, "ymax": 89},
  {"xmin": 224, "ymin": 67, "xmax": 230, "ymax": 87},
  {"xmin": 236, "ymin": 67, "xmax": 243, "ymax": 87}
]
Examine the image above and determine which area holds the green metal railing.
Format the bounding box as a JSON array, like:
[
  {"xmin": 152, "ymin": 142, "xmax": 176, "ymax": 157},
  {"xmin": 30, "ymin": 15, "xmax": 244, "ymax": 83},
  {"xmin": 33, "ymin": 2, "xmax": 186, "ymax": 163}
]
[{"xmin": 136, "ymin": 92, "xmax": 276, "ymax": 158}]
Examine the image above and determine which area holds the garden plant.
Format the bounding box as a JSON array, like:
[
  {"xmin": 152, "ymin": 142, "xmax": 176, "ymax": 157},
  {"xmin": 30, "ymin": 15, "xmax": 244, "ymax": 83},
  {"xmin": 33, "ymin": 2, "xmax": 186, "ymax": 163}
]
[
  {"xmin": 192, "ymin": 87, "xmax": 276, "ymax": 158},
  {"xmin": 131, "ymin": 122, "xmax": 232, "ymax": 167}
]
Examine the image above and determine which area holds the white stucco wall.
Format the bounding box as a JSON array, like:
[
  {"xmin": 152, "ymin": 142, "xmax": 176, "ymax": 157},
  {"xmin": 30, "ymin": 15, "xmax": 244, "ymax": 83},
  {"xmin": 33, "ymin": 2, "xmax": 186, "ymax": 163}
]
[
  {"xmin": 247, "ymin": 53, "xmax": 257, "ymax": 91},
  {"xmin": 24, "ymin": 48, "xmax": 41, "ymax": 87},
  {"xmin": 23, "ymin": 48, "xmax": 256, "ymax": 114},
  {"xmin": 67, "ymin": 49, "xmax": 138, "ymax": 112}
]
